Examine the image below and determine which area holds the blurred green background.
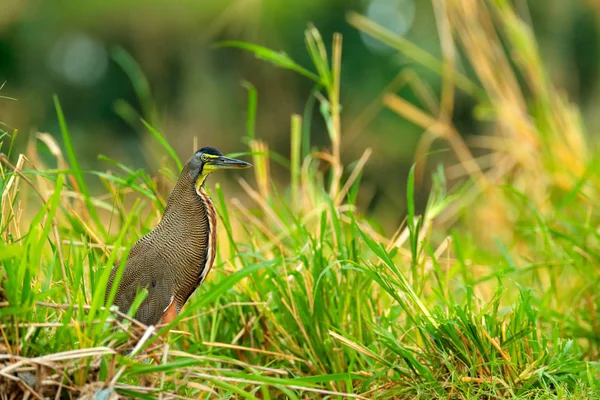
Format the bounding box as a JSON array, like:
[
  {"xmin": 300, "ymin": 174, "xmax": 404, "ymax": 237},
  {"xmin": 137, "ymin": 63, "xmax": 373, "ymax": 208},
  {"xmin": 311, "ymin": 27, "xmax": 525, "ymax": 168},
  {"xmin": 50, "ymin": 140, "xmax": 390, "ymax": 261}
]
[{"xmin": 1, "ymin": 0, "xmax": 599, "ymax": 231}]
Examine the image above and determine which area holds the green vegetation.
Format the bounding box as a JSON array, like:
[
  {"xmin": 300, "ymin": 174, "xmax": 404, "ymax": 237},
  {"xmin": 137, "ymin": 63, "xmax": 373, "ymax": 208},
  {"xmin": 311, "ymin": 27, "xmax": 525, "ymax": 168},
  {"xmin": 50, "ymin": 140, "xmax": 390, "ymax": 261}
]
[{"xmin": 1, "ymin": 1, "xmax": 599, "ymax": 398}]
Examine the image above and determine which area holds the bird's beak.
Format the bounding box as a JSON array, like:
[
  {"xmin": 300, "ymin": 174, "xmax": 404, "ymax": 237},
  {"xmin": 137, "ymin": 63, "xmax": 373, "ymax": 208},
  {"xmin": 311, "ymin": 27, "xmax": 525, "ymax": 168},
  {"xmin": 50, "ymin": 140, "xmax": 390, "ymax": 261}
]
[{"xmin": 209, "ymin": 155, "xmax": 252, "ymax": 170}]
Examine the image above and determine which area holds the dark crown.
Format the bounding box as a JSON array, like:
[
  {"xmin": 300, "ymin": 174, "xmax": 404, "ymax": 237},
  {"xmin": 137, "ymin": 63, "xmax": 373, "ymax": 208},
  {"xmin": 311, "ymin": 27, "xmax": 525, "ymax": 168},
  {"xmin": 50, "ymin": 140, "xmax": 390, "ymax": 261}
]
[{"xmin": 196, "ymin": 147, "xmax": 223, "ymax": 156}]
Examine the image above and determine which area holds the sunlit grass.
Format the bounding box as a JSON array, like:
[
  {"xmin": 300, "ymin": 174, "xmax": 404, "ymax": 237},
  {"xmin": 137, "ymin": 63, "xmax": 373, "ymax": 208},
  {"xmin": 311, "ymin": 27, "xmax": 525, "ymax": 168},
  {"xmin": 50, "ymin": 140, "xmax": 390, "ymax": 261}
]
[{"xmin": 1, "ymin": 0, "xmax": 600, "ymax": 398}]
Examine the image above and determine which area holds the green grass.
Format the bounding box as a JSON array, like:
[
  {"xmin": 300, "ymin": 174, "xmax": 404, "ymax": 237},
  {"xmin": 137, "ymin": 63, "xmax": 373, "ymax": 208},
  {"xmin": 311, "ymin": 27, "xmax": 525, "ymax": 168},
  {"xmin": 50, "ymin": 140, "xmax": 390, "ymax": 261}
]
[{"xmin": 1, "ymin": 1, "xmax": 600, "ymax": 398}]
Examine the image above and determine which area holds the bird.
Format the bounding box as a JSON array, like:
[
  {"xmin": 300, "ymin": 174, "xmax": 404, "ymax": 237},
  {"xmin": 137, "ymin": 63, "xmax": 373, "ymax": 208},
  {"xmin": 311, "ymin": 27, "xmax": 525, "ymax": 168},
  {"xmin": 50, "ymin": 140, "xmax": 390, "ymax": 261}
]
[{"xmin": 105, "ymin": 147, "xmax": 251, "ymax": 327}]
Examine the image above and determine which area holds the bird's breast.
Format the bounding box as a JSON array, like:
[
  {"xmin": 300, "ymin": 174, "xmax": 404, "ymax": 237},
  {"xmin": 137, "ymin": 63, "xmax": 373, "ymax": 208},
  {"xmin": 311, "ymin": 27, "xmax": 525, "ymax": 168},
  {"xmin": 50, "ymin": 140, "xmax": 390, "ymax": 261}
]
[
  {"xmin": 195, "ymin": 185, "xmax": 217, "ymax": 286},
  {"xmin": 157, "ymin": 184, "xmax": 218, "ymax": 307}
]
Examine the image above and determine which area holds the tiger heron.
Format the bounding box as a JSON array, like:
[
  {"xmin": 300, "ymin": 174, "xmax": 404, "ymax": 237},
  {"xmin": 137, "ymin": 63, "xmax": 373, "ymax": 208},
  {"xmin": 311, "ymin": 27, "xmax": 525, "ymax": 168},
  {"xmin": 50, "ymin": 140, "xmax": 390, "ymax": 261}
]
[{"xmin": 105, "ymin": 147, "xmax": 251, "ymax": 326}]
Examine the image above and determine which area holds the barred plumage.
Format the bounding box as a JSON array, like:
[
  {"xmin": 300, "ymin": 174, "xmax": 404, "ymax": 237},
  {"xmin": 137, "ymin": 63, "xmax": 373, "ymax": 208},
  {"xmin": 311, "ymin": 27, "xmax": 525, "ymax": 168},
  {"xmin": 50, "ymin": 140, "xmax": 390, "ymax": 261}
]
[{"xmin": 105, "ymin": 148, "xmax": 251, "ymax": 326}]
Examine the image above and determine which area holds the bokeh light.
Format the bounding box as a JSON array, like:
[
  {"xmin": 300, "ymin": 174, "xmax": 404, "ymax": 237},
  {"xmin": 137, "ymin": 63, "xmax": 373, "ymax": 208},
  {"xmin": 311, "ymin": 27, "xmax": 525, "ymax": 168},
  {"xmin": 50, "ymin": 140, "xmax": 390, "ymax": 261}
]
[{"xmin": 48, "ymin": 33, "xmax": 108, "ymax": 86}]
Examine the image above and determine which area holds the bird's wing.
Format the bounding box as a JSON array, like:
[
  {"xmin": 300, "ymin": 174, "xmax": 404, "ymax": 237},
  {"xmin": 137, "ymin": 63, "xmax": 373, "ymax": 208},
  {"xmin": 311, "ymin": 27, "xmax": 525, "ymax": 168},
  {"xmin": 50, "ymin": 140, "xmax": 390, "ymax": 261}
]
[
  {"xmin": 110, "ymin": 239, "xmax": 175, "ymax": 326},
  {"xmin": 134, "ymin": 271, "xmax": 175, "ymax": 326}
]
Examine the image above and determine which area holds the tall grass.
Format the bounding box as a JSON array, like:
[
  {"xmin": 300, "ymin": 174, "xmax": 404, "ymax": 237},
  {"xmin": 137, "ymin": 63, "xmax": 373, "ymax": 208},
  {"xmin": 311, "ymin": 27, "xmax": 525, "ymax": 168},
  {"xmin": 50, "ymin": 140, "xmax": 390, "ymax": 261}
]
[{"xmin": 1, "ymin": 0, "xmax": 599, "ymax": 398}]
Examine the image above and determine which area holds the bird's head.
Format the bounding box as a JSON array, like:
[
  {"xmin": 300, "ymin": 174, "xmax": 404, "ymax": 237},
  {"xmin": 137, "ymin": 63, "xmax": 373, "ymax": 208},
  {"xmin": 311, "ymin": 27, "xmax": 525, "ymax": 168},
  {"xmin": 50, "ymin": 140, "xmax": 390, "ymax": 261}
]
[{"xmin": 187, "ymin": 147, "xmax": 252, "ymax": 189}]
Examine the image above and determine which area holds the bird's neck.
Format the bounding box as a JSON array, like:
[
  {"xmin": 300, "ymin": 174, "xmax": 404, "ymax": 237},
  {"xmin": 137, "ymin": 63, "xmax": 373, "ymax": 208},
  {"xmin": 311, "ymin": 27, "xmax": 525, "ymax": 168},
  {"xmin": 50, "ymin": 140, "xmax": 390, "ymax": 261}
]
[{"xmin": 162, "ymin": 166, "xmax": 205, "ymax": 218}]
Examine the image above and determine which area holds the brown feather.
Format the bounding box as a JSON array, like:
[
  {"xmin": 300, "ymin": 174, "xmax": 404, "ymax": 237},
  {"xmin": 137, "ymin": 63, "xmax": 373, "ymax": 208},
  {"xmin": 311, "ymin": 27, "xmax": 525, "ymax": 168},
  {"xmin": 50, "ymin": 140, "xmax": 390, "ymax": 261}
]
[{"xmin": 105, "ymin": 160, "xmax": 216, "ymax": 326}]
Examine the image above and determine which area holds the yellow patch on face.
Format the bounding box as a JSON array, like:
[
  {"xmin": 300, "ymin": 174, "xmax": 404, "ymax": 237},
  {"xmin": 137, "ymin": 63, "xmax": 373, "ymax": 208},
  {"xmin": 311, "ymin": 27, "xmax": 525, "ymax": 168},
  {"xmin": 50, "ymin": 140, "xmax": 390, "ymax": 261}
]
[
  {"xmin": 195, "ymin": 173, "xmax": 207, "ymax": 192},
  {"xmin": 195, "ymin": 154, "xmax": 220, "ymax": 190}
]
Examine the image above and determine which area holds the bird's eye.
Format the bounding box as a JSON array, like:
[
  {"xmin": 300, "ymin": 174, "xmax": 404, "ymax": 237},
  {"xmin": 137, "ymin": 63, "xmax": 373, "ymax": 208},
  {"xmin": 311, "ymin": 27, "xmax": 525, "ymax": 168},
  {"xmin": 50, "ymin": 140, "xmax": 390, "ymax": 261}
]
[{"xmin": 201, "ymin": 154, "xmax": 208, "ymax": 162}]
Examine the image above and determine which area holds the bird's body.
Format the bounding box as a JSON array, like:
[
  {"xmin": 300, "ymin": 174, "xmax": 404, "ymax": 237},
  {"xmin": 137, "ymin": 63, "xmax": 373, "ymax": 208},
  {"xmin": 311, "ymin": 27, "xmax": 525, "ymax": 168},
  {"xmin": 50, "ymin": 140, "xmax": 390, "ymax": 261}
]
[{"xmin": 105, "ymin": 148, "xmax": 250, "ymax": 326}]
